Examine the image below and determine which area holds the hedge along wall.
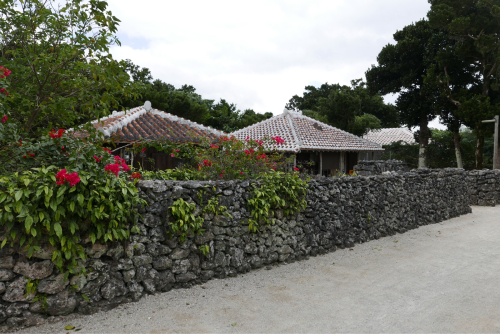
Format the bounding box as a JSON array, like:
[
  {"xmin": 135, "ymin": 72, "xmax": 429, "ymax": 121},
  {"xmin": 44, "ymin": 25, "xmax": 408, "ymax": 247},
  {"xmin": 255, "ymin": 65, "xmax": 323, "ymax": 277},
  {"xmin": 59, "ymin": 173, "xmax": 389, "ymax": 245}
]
[{"xmin": 0, "ymin": 169, "xmax": 472, "ymax": 331}]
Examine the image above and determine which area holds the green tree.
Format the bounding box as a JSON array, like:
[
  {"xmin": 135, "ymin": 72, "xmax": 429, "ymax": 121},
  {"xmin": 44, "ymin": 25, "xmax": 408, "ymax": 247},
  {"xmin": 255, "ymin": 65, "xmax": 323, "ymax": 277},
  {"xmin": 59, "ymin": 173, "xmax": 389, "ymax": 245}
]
[
  {"xmin": 366, "ymin": 20, "xmax": 448, "ymax": 168},
  {"xmin": 286, "ymin": 80, "xmax": 396, "ymax": 134},
  {"xmin": 0, "ymin": 0, "xmax": 142, "ymax": 137},
  {"xmin": 427, "ymin": 0, "xmax": 500, "ymax": 169}
]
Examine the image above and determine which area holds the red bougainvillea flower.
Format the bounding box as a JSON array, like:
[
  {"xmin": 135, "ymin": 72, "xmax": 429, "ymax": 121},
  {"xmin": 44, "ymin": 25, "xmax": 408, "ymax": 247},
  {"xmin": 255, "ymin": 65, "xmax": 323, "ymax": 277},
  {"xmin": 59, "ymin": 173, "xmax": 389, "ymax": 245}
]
[
  {"xmin": 0, "ymin": 88, "xmax": 5, "ymax": 93},
  {"xmin": 203, "ymin": 160, "xmax": 212, "ymax": 167},
  {"xmin": 272, "ymin": 136, "xmax": 285, "ymax": 145},
  {"xmin": 171, "ymin": 153, "xmax": 175, "ymax": 158},
  {"xmin": 210, "ymin": 144, "xmax": 219, "ymax": 149},
  {"xmin": 176, "ymin": 149, "xmax": 179, "ymax": 152},
  {"xmin": 1, "ymin": 115, "xmax": 7, "ymax": 123},
  {"xmin": 141, "ymin": 148, "xmax": 147, "ymax": 152},
  {"xmin": 293, "ymin": 167, "xmax": 299, "ymax": 171},
  {"xmin": 121, "ymin": 163, "xmax": 130, "ymax": 172},
  {"xmin": 55, "ymin": 169, "xmax": 81, "ymax": 187},
  {"xmin": 114, "ymin": 155, "xmax": 126, "ymax": 165},
  {"xmin": 102, "ymin": 147, "xmax": 112, "ymax": 154},
  {"xmin": 220, "ymin": 174, "xmax": 223, "ymax": 178},
  {"xmin": 27, "ymin": 153, "xmax": 35, "ymax": 157},
  {"xmin": 0, "ymin": 66, "xmax": 11, "ymax": 77},
  {"xmin": 240, "ymin": 171, "xmax": 244, "ymax": 175},
  {"xmin": 93, "ymin": 155, "xmax": 102, "ymax": 163},
  {"xmin": 22, "ymin": 155, "xmax": 26, "ymax": 158},
  {"xmin": 130, "ymin": 172, "xmax": 142, "ymax": 180},
  {"xmin": 49, "ymin": 129, "xmax": 65, "ymax": 139},
  {"xmin": 104, "ymin": 163, "xmax": 121, "ymax": 177}
]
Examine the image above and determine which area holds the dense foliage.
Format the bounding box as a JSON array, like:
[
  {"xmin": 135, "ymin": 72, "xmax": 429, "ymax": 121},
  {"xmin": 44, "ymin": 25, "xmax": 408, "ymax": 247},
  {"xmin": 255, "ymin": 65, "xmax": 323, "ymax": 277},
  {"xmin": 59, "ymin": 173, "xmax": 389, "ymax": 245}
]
[
  {"xmin": 286, "ymin": 79, "xmax": 398, "ymax": 136},
  {"xmin": 382, "ymin": 129, "xmax": 496, "ymax": 170},
  {"xmin": 120, "ymin": 61, "xmax": 273, "ymax": 132},
  {"xmin": 0, "ymin": 128, "xmax": 145, "ymax": 276},
  {"xmin": 0, "ymin": 0, "xmax": 143, "ymax": 137}
]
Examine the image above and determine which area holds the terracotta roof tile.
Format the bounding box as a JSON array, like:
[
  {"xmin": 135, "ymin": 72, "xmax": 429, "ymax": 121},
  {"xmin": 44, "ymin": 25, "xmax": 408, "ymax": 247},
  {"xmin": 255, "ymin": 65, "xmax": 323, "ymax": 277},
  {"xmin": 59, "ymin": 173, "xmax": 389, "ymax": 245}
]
[
  {"xmin": 231, "ymin": 110, "xmax": 383, "ymax": 152},
  {"xmin": 72, "ymin": 103, "xmax": 225, "ymax": 142}
]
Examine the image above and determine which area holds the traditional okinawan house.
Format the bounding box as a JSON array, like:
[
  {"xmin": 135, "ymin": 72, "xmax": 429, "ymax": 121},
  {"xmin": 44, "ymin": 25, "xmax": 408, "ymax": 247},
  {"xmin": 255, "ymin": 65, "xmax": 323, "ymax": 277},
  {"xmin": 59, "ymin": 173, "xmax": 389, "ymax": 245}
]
[
  {"xmin": 230, "ymin": 109, "xmax": 384, "ymax": 175},
  {"xmin": 362, "ymin": 128, "xmax": 416, "ymax": 160},
  {"xmin": 74, "ymin": 101, "xmax": 225, "ymax": 170}
]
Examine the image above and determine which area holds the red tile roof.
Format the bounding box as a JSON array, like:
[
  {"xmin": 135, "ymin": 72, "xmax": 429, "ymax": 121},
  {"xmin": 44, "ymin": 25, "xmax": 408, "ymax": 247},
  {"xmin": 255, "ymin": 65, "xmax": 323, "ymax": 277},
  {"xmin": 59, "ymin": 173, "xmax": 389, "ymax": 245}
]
[
  {"xmin": 363, "ymin": 128, "xmax": 415, "ymax": 146},
  {"xmin": 231, "ymin": 110, "xmax": 384, "ymax": 152},
  {"xmin": 73, "ymin": 102, "xmax": 225, "ymax": 142}
]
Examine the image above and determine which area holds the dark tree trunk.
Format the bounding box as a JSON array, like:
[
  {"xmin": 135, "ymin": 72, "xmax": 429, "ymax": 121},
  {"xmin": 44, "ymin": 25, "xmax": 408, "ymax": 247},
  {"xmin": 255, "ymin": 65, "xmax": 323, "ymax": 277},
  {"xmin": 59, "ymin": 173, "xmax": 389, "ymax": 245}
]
[
  {"xmin": 418, "ymin": 115, "xmax": 429, "ymax": 168},
  {"xmin": 475, "ymin": 126, "xmax": 485, "ymax": 169},
  {"xmin": 453, "ymin": 130, "xmax": 463, "ymax": 169}
]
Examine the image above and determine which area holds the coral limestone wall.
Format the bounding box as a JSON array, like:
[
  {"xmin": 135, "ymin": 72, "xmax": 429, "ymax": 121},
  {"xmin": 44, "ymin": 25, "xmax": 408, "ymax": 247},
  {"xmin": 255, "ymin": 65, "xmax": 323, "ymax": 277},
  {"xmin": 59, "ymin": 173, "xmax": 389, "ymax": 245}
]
[{"xmin": 0, "ymin": 169, "xmax": 472, "ymax": 331}]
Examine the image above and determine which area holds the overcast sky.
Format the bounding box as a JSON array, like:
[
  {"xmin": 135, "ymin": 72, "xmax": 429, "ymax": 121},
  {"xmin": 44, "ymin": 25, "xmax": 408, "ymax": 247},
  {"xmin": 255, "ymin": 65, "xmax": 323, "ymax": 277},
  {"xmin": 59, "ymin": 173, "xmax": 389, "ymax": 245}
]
[{"xmin": 107, "ymin": 0, "xmax": 444, "ymax": 129}]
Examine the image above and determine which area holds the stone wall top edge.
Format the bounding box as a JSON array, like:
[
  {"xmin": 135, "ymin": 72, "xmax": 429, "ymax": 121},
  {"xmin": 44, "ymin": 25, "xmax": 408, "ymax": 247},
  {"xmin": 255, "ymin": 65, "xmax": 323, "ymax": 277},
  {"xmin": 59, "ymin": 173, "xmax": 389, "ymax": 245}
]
[{"xmin": 137, "ymin": 169, "xmax": 470, "ymax": 190}]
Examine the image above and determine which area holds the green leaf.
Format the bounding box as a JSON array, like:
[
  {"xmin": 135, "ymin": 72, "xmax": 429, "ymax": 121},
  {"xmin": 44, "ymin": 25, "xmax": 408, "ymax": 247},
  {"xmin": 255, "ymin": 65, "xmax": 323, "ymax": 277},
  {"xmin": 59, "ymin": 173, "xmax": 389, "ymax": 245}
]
[
  {"xmin": 39, "ymin": 212, "xmax": 44, "ymax": 222},
  {"xmin": 65, "ymin": 325, "xmax": 75, "ymax": 330},
  {"xmin": 57, "ymin": 186, "xmax": 66, "ymax": 198},
  {"xmin": 69, "ymin": 202, "xmax": 75, "ymax": 212},
  {"xmin": 77, "ymin": 194, "xmax": 84, "ymax": 206},
  {"xmin": 25, "ymin": 215, "xmax": 34, "ymax": 232},
  {"xmin": 54, "ymin": 222, "xmax": 63, "ymax": 238},
  {"xmin": 15, "ymin": 190, "xmax": 23, "ymax": 201}
]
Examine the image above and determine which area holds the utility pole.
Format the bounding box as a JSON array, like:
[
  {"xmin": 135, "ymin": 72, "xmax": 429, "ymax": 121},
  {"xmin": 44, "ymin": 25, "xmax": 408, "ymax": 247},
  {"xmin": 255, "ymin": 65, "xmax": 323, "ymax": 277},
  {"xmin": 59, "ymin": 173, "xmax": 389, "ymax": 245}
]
[{"xmin": 482, "ymin": 115, "xmax": 499, "ymax": 170}]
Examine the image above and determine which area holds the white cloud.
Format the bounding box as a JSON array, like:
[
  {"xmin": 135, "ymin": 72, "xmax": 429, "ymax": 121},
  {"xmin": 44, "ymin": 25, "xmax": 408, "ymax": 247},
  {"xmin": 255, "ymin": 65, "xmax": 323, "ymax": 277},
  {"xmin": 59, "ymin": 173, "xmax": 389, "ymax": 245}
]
[{"xmin": 108, "ymin": 0, "xmax": 431, "ymax": 115}]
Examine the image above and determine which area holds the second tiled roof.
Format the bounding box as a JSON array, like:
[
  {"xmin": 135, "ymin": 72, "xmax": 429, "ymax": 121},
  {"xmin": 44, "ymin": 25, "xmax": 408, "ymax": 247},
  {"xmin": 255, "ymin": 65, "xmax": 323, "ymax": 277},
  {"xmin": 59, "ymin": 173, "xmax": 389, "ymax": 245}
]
[{"xmin": 231, "ymin": 110, "xmax": 383, "ymax": 152}]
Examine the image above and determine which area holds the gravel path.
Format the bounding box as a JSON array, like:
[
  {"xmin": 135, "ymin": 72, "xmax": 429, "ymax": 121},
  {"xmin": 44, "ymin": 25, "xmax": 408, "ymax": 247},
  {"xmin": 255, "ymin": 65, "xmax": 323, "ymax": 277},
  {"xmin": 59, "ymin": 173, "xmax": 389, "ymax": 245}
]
[{"xmin": 17, "ymin": 206, "xmax": 500, "ymax": 333}]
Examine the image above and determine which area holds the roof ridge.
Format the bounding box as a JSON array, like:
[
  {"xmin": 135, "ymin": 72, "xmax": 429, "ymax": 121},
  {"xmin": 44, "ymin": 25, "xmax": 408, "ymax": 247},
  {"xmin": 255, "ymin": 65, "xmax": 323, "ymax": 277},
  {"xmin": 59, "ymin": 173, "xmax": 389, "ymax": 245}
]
[
  {"xmin": 284, "ymin": 113, "xmax": 301, "ymax": 152},
  {"xmin": 149, "ymin": 108, "xmax": 225, "ymax": 137}
]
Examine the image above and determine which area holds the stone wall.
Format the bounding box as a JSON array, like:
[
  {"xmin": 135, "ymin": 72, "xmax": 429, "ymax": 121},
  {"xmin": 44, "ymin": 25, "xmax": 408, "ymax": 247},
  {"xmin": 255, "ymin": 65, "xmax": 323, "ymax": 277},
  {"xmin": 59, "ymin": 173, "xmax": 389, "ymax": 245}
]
[
  {"xmin": 467, "ymin": 170, "xmax": 500, "ymax": 206},
  {"xmin": 0, "ymin": 169, "xmax": 472, "ymax": 331},
  {"xmin": 353, "ymin": 160, "xmax": 409, "ymax": 176}
]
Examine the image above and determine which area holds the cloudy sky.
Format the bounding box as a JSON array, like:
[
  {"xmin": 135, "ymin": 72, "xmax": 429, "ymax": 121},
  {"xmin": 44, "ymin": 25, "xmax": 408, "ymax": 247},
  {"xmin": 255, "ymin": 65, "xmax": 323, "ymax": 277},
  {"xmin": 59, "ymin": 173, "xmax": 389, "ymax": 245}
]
[{"xmin": 107, "ymin": 0, "xmax": 444, "ymax": 129}]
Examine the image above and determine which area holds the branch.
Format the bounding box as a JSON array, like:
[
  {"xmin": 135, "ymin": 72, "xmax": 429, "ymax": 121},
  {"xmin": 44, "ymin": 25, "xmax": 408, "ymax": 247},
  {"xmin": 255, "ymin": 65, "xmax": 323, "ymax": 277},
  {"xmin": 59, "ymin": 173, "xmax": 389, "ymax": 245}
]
[{"xmin": 444, "ymin": 67, "xmax": 462, "ymax": 108}]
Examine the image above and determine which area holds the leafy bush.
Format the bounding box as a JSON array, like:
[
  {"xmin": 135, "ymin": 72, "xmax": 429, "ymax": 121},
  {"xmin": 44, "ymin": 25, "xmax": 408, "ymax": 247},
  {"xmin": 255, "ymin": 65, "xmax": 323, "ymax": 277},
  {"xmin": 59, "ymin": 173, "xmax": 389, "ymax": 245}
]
[
  {"xmin": 0, "ymin": 129, "xmax": 145, "ymax": 276},
  {"xmin": 247, "ymin": 170, "xmax": 308, "ymax": 232}
]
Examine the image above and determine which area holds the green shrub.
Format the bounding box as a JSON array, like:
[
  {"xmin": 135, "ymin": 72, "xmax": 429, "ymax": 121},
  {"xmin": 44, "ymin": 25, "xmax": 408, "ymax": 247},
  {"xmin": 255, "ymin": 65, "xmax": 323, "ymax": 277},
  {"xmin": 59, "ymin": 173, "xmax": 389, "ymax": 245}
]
[{"xmin": 248, "ymin": 170, "xmax": 308, "ymax": 232}]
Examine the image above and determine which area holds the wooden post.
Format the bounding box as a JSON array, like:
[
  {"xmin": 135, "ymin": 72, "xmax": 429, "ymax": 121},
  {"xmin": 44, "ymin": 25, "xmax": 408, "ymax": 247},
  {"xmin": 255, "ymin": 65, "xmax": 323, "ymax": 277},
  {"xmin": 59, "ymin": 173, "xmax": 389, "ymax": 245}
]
[
  {"xmin": 319, "ymin": 152, "xmax": 323, "ymax": 176},
  {"xmin": 293, "ymin": 155, "xmax": 296, "ymax": 168},
  {"xmin": 339, "ymin": 152, "xmax": 345, "ymax": 174}
]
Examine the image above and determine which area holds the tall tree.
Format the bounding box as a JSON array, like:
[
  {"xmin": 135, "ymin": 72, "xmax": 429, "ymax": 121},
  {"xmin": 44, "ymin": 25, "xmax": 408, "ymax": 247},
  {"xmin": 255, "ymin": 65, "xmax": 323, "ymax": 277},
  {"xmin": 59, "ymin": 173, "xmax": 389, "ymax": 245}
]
[
  {"xmin": 0, "ymin": 0, "xmax": 142, "ymax": 136},
  {"xmin": 366, "ymin": 20, "xmax": 448, "ymax": 168},
  {"xmin": 427, "ymin": 0, "xmax": 500, "ymax": 169}
]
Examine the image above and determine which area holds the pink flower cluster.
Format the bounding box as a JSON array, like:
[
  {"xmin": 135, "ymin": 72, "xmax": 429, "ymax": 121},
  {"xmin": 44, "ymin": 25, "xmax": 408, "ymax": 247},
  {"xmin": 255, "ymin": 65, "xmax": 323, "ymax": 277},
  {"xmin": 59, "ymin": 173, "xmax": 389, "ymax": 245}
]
[
  {"xmin": 0, "ymin": 66, "xmax": 11, "ymax": 79},
  {"xmin": 130, "ymin": 172, "xmax": 142, "ymax": 180},
  {"xmin": 104, "ymin": 156, "xmax": 130, "ymax": 177},
  {"xmin": 56, "ymin": 169, "xmax": 81, "ymax": 187},
  {"xmin": 49, "ymin": 129, "xmax": 65, "ymax": 138},
  {"xmin": 272, "ymin": 136, "xmax": 285, "ymax": 145},
  {"xmin": 1, "ymin": 115, "xmax": 7, "ymax": 123}
]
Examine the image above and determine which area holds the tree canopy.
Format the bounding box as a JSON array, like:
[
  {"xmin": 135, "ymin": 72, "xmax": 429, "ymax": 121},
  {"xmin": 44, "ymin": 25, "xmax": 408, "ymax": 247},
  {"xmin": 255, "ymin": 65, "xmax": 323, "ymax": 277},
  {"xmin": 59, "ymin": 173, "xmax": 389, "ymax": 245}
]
[
  {"xmin": 0, "ymin": 0, "xmax": 143, "ymax": 137},
  {"xmin": 427, "ymin": 0, "xmax": 500, "ymax": 168},
  {"xmin": 366, "ymin": 20, "xmax": 452, "ymax": 167},
  {"xmin": 286, "ymin": 79, "xmax": 397, "ymax": 136}
]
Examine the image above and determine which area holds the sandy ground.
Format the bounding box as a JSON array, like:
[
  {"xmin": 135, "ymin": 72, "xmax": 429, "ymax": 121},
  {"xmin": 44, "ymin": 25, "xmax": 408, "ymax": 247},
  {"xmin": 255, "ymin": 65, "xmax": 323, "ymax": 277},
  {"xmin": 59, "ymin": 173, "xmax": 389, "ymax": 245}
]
[{"xmin": 16, "ymin": 206, "xmax": 500, "ymax": 333}]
